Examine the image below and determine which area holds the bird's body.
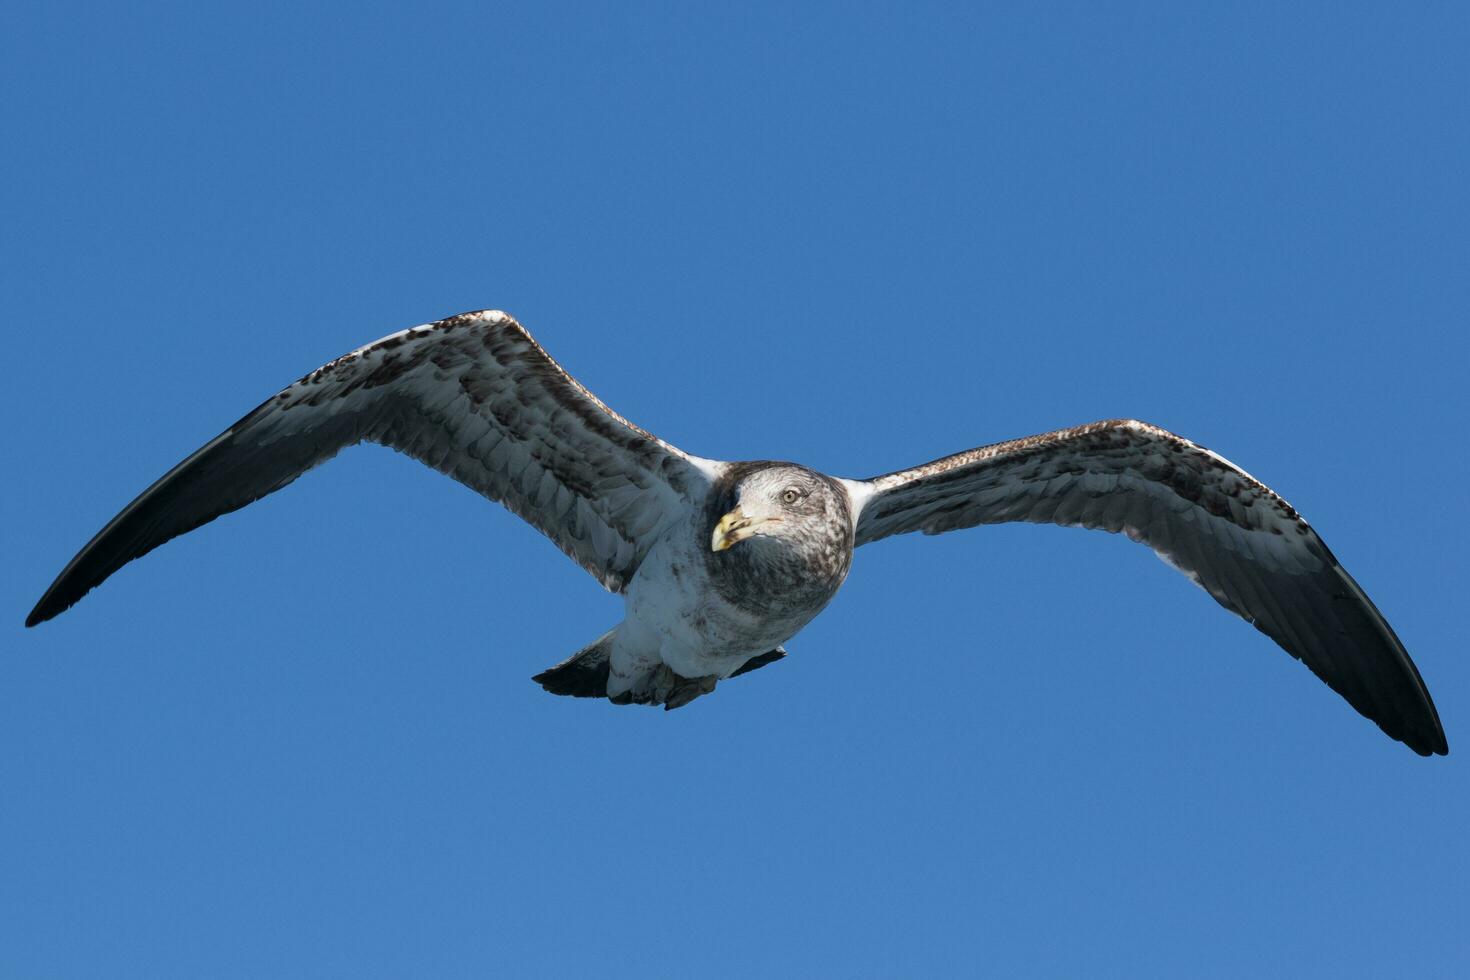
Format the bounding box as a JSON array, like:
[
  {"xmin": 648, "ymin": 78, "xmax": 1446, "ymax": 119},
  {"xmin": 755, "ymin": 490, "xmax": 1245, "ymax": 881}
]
[
  {"xmin": 28, "ymin": 310, "xmax": 1448, "ymax": 754},
  {"xmin": 607, "ymin": 463, "xmax": 855, "ymax": 703}
]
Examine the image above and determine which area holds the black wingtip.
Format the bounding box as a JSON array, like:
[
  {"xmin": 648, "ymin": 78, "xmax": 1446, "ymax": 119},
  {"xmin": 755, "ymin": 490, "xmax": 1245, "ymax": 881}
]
[
  {"xmin": 1397, "ymin": 718, "xmax": 1448, "ymax": 757},
  {"xmin": 25, "ymin": 586, "xmax": 75, "ymax": 628},
  {"xmin": 1423, "ymin": 733, "xmax": 1449, "ymax": 757},
  {"xmin": 1426, "ymin": 719, "xmax": 1449, "ymax": 756}
]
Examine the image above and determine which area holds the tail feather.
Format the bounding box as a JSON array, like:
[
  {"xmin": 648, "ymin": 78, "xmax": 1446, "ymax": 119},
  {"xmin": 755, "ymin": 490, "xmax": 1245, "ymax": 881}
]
[
  {"xmin": 533, "ymin": 631, "xmax": 788, "ymax": 702},
  {"xmin": 730, "ymin": 646, "xmax": 786, "ymax": 677},
  {"xmin": 532, "ymin": 629, "xmax": 614, "ymax": 698}
]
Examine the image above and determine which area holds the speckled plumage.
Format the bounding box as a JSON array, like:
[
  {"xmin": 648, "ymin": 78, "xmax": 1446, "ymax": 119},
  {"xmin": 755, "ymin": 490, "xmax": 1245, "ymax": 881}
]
[
  {"xmin": 702, "ymin": 463, "xmax": 853, "ymax": 623},
  {"xmin": 27, "ymin": 311, "xmax": 1447, "ymax": 754}
]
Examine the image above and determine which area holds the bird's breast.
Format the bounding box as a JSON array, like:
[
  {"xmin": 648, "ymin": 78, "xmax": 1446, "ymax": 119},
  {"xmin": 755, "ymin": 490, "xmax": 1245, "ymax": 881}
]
[{"xmin": 625, "ymin": 518, "xmax": 850, "ymax": 659}]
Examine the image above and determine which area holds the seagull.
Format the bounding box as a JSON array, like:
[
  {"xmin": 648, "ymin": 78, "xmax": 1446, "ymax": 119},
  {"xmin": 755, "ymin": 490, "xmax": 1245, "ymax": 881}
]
[{"xmin": 27, "ymin": 310, "xmax": 1446, "ymax": 755}]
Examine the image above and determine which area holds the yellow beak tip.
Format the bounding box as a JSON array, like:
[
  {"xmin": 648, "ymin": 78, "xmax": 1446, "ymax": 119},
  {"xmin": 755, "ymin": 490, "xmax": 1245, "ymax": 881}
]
[{"xmin": 711, "ymin": 508, "xmax": 748, "ymax": 552}]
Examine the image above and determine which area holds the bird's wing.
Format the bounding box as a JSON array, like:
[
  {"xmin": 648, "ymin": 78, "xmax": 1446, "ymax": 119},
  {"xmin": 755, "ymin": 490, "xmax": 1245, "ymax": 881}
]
[
  {"xmin": 28, "ymin": 310, "xmax": 724, "ymax": 626},
  {"xmin": 847, "ymin": 418, "xmax": 1446, "ymax": 755}
]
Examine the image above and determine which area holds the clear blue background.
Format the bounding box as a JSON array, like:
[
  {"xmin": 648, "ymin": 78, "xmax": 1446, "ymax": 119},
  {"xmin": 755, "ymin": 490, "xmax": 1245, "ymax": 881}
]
[{"xmin": 4, "ymin": 3, "xmax": 1467, "ymax": 976}]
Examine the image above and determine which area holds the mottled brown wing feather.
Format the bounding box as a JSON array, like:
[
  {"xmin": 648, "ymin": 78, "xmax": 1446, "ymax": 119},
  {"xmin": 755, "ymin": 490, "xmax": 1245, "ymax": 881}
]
[
  {"xmin": 851, "ymin": 419, "xmax": 1446, "ymax": 756},
  {"xmin": 28, "ymin": 310, "xmax": 720, "ymax": 626}
]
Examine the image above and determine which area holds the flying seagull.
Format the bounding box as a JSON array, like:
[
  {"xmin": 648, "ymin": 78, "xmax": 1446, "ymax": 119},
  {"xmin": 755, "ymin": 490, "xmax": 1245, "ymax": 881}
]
[{"xmin": 27, "ymin": 310, "xmax": 1446, "ymax": 755}]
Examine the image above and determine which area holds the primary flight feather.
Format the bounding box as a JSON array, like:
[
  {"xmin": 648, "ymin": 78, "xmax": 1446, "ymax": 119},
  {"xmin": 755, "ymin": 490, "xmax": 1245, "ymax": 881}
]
[{"xmin": 27, "ymin": 310, "xmax": 1447, "ymax": 755}]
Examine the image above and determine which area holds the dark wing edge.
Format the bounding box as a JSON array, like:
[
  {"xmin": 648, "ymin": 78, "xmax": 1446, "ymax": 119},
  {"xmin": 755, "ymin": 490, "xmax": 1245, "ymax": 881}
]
[
  {"xmin": 28, "ymin": 310, "xmax": 722, "ymax": 627},
  {"xmin": 847, "ymin": 419, "xmax": 1447, "ymax": 756}
]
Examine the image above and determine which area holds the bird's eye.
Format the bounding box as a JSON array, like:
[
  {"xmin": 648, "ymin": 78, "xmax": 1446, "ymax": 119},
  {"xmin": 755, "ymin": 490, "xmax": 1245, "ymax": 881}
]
[{"xmin": 781, "ymin": 487, "xmax": 801, "ymax": 504}]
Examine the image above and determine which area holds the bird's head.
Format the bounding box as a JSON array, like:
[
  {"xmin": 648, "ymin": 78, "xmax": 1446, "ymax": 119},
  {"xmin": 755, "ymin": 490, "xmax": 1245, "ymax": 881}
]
[{"xmin": 710, "ymin": 464, "xmax": 848, "ymax": 555}]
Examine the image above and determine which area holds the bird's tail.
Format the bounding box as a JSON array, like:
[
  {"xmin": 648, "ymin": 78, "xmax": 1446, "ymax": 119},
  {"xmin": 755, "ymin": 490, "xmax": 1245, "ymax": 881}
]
[
  {"xmin": 531, "ymin": 628, "xmax": 788, "ymax": 703},
  {"xmin": 532, "ymin": 628, "xmax": 617, "ymax": 698}
]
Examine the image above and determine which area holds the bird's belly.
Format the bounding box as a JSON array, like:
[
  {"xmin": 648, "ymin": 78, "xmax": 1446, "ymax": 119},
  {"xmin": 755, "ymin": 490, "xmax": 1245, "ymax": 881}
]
[{"xmin": 625, "ymin": 536, "xmax": 804, "ymax": 675}]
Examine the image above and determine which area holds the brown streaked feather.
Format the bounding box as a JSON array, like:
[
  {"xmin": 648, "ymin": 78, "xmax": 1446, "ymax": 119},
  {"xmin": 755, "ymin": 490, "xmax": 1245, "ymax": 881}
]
[
  {"xmin": 27, "ymin": 311, "xmax": 719, "ymax": 626},
  {"xmin": 850, "ymin": 419, "xmax": 1446, "ymax": 756}
]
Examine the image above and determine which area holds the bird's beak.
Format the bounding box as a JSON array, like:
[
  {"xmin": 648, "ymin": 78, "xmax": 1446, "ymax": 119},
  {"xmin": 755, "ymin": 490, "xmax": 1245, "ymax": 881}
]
[{"xmin": 711, "ymin": 505, "xmax": 774, "ymax": 552}]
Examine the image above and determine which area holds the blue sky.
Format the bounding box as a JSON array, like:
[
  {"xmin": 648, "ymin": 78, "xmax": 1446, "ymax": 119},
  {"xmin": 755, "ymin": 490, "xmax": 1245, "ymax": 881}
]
[{"xmin": 4, "ymin": 3, "xmax": 1468, "ymax": 976}]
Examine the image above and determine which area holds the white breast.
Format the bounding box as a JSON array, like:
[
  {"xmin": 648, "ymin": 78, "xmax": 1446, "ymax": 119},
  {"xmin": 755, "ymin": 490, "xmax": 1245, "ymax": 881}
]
[{"xmin": 623, "ymin": 517, "xmax": 800, "ymax": 679}]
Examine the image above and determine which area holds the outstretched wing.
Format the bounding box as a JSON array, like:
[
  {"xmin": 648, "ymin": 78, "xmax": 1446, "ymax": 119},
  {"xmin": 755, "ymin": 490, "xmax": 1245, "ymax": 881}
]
[
  {"xmin": 849, "ymin": 419, "xmax": 1446, "ymax": 756},
  {"xmin": 28, "ymin": 310, "xmax": 723, "ymax": 626}
]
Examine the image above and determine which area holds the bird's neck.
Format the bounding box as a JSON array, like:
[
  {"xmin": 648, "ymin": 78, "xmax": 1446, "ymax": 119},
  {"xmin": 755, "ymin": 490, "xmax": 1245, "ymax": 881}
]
[{"xmin": 710, "ymin": 528, "xmax": 853, "ymax": 615}]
